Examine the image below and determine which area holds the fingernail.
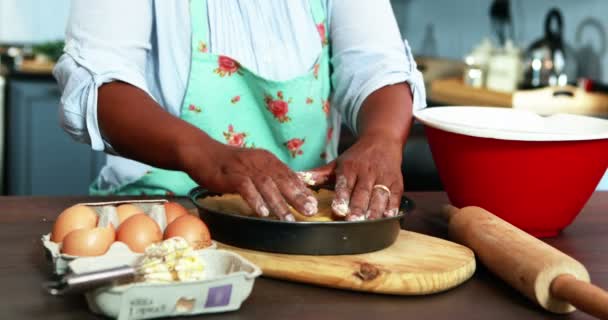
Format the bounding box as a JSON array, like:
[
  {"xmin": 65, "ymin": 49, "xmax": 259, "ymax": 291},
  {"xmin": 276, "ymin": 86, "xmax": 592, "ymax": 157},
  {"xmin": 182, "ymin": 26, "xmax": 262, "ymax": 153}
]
[
  {"xmin": 258, "ymin": 205, "xmax": 270, "ymax": 217},
  {"xmin": 365, "ymin": 210, "xmax": 372, "ymax": 219},
  {"xmin": 303, "ymin": 196, "xmax": 318, "ymax": 216},
  {"xmin": 347, "ymin": 214, "xmax": 365, "ymax": 222},
  {"xmin": 284, "ymin": 214, "xmax": 296, "ymax": 222},
  {"xmin": 304, "ymin": 202, "xmax": 317, "ymax": 216},
  {"xmin": 331, "ymin": 199, "xmax": 349, "ymax": 217},
  {"xmin": 384, "ymin": 208, "xmax": 398, "ymax": 217}
]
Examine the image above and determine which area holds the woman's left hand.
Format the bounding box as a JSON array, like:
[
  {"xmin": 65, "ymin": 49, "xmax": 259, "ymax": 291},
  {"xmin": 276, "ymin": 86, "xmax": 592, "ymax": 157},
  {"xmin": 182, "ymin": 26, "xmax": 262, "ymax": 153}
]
[
  {"xmin": 332, "ymin": 134, "xmax": 404, "ymax": 220},
  {"xmin": 303, "ymin": 134, "xmax": 404, "ymax": 221},
  {"xmin": 300, "ymin": 83, "xmax": 413, "ymax": 220}
]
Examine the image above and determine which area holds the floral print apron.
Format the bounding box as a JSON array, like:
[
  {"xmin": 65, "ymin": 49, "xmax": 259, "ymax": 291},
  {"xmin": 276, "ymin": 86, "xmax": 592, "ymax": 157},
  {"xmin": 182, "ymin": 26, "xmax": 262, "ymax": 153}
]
[{"xmin": 91, "ymin": 0, "xmax": 332, "ymax": 196}]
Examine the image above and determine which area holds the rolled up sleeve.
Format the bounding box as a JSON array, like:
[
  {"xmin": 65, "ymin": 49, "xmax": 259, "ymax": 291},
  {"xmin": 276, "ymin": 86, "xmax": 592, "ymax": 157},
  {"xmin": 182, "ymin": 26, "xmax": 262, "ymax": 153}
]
[
  {"xmin": 329, "ymin": 0, "xmax": 426, "ymax": 135},
  {"xmin": 53, "ymin": 0, "xmax": 153, "ymax": 152}
]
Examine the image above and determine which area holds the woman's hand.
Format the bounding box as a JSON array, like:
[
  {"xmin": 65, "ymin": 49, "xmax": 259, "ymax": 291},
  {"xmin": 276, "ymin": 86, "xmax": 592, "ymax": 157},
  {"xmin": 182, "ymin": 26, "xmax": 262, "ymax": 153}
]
[
  {"xmin": 306, "ymin": 135, "xmax": 404, "ymax": 221},
  {"xmin": 306, "ymin": 83, "xmax": 413, "ymax": 220},
  {"xmin": 180, "ymin": 142, "xmax": 317, "ymax": 221},
  {"xmin": 332, "ymin": 135, "xmax": 404, "ymax": 220}
]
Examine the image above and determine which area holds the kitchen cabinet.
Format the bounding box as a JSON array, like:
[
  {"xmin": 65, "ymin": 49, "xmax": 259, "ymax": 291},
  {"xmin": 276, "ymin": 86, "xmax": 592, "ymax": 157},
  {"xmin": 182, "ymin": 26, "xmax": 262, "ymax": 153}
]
[{"xmin": 6, "ymin": 78, "xmax": 105, "ymax": 195}]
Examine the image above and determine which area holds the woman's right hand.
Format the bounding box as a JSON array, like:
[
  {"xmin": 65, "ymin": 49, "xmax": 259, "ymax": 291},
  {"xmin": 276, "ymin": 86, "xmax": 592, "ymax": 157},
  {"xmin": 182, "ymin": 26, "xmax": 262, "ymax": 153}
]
[
  {"xmin": 97, "ymin": 82, "xmax": 313, "ymax": 219},
  {"xmin": 179, "ymin": 141, "xmax": 318, "ymax": 221}
]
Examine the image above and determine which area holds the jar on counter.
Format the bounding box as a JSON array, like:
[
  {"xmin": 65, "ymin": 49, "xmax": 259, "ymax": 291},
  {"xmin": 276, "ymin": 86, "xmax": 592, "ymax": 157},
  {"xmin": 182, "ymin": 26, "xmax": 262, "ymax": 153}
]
[
  {"xmin": 463, "ymin": 38, "xmax": 494, "ymax": 88},
  {"xmin": 486, "ymin": 40, "xmax": 523, "ymax": 93}
]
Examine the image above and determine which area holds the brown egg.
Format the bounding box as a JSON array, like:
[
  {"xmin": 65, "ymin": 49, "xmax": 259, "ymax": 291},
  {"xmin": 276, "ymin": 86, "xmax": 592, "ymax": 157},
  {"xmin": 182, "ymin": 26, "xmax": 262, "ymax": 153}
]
[
  {"xmin": 116, "ymin": 204, "xmax": 143, "ymax": 223},
  {"xmin": 164, "ymin": 215, "xmax": 212, "ymax": 249},
  {"xmin": 116, "ymin": 214, "xmax": 162, "ymax": 253},
  {"xmin": 61, "ymin": 226, "xmax": 115, "ymax": 256},
  {"xmin": 51, "ymin": 205, "xmax": 99, "ymax": 243},
  {"xmin": 164, "ymin": 202, "xmax": 189, "ymax": 225}
]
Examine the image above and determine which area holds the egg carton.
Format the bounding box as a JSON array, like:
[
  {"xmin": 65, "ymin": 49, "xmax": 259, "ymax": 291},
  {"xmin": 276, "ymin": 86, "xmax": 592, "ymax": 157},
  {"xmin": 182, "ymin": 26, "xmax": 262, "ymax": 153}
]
[
  {"xmin": 69, "ymin": 249, "xmax": 261, "ymax": 320},
  {"xmin": 42, "ymin": 199, "xmax": 216, "ymax": 275}
]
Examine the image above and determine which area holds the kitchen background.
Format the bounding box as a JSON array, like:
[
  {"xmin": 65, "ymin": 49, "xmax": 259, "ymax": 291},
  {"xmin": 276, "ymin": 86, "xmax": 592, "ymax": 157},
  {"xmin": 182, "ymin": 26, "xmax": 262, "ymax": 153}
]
[{"xmin": 0, "ymin": 0, "xmax": 606, "ymax": 195}]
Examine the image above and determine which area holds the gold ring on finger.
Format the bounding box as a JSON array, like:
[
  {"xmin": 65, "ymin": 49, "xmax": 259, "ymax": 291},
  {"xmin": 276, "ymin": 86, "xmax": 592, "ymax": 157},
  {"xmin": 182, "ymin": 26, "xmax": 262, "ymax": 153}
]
[{"xmin": 372, "ymin": 184, "xmax": 391, "ymax": 196}]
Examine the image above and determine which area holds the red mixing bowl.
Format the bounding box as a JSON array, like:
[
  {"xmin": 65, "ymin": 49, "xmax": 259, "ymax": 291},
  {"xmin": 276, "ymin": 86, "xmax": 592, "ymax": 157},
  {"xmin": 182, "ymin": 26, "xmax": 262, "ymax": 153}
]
[{"xmin": 415, "ymin": 107, "xmax": 608, "ymax": 237}]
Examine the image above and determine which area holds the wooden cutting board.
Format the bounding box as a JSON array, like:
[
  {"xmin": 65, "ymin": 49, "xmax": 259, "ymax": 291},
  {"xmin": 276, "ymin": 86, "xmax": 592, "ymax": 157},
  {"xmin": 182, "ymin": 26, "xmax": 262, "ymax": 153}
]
[{"xmin": 219, "ymin": 230, "xmax": 476, "ymax": 295}]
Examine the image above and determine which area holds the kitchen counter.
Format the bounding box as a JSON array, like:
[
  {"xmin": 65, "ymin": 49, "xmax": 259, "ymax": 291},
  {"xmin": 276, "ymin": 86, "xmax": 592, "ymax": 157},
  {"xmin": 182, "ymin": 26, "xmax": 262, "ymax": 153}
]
[
  {"xmin": 429, "ymin": 77, "xmax": 608, "ymax": 117},
  {"xmin": 2, "ymin": 192, "xmax": 607, "ymax": 319},
  {"xmin": 430, "ymin": 77, "xmax": 512, "ymax": 107}
]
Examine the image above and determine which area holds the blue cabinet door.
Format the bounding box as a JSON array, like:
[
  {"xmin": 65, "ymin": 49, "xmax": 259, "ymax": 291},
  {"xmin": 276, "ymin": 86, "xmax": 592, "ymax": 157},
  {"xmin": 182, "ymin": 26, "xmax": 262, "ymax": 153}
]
[{"xmin": 7, "ymin": 79, "xmax": 106, "ymax": 195}]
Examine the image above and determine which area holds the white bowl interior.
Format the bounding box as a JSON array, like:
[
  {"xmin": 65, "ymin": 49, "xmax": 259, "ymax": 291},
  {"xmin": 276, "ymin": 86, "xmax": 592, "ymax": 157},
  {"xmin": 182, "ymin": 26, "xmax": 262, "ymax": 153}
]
[{"xmin": 414, "ymin": 107, "xmax": 608, "ymax": 141}]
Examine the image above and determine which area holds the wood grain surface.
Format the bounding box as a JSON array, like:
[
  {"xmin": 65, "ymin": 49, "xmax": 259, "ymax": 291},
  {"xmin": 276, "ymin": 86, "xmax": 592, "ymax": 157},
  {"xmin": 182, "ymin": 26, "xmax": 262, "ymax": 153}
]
[{"xmin": 220, "ymin": 230, "xmax": 475, "ymax": 295}]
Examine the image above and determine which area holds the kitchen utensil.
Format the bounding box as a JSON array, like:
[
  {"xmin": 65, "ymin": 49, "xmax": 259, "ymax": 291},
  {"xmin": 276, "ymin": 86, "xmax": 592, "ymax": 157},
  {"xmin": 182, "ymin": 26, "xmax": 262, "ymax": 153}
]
[
  {"xmin": 45, "ymin": 265, "xmax": 137, "ymax": 296},
  {"xmin": 443, "ymin": 205, "xmax": 608, "ymax": 318},
  {"xmin": 489, "ymin": 0, "xmax": 514, "ymax": 47},
  {"xmin": 220, "ymin": 229, "xmax": 475, "ymax": 295},
  {"xmin": 522, "ymin": 8, "xmax": 578, "ymax": 88},
  {"xmin": 415, "ymin": 106, "xmax": 608, "ymax": 237},
  {"xmin": 189, "ymin": 187, "xmax": 413, "ymax": 255}
]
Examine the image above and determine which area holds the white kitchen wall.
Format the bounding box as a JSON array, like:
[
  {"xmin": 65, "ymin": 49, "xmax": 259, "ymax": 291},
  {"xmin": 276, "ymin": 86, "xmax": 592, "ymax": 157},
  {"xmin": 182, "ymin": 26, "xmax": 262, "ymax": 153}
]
[
  {"xmin": 392, "ymin": 0, "xmax": 608, "ymax": 81},
  {"xmin": 0, "ymin": 0, "xmax": 70, "ymax": 43}
]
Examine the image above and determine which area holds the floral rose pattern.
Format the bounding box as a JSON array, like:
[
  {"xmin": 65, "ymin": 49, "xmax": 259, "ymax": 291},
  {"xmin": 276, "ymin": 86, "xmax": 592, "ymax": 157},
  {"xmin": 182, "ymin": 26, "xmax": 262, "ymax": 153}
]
[
  {"xmin": 284, "ymin": 138, "xmax": 305, "ymax": 158},
  {"xmin": 198, "ymin": 41, "xmax": 208, "ymax": 53},
  {"xmin": 317, "ymin": 22, "xmax": 328, "ymax": 46},
  {"xmin": 322, "ymin": 100, "xmax": 330, "ymax": 116},
  {"xmin": 231, "ymin": 95, "xmax": 241, "ymax": 104},
  {"xmin": 327, "ymin": 127, "xmax": 333, "ymax": 142},
  {"xmin": 320, "ymin": 152, "xmax": 327, "ymax": 160},
  {"xmin": 223, "ymin": 125, "xmax": 249, "ymax": 147},
  {"xmin": 306, "ymin": 97, "xmax": 314, "ymax": 105},
  {"xmin": 214, "ymin": 56, "xmax": 242, "ymax": 77},
  {"xmin": 188, "ymin": 104, "xmax": 202, "ymax": 113},
  {"xmin": 313, "ymin": 63, "xmax": 320, "ymax": 79},
  {"xmin": 264, "ymin": 91, "xmax": 292, "ymax": 123}
]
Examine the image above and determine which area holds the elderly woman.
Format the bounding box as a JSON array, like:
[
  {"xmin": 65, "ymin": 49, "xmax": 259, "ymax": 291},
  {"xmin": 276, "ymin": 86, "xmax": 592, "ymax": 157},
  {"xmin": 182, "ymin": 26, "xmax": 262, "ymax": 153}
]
[{"xmin": 54, "ymin": 0, "xmax": 425, "ymax": 222}]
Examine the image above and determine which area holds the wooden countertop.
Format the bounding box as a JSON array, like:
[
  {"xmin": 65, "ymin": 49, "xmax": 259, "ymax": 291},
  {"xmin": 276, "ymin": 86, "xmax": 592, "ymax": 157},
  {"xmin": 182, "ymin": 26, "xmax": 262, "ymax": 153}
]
[
  {"xmin": 429, "ymin": 77, "xmax": 512, "ymax": 107},
  {"xmin": 2, "ymin": 192, "xmax": 607, "ymax": 319}
]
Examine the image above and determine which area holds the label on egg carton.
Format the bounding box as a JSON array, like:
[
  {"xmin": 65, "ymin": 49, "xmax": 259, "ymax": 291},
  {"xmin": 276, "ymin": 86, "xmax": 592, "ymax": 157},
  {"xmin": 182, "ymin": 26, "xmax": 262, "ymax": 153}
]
[{"xmin": 41, "ymin": 199, "xmax": 214, "ymax": 275}]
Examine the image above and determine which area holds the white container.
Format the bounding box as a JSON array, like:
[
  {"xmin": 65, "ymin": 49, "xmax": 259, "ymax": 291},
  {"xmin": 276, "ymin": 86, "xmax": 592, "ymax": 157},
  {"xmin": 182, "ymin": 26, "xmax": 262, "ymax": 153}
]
[
  {"xmin": 70, "ymin": 250, "xmax": 261, "ymax": 320},
  {"xmin": 42, "ymin": 199, "xmax": 216, "ymax": 275},
  {"xmin": 486, "ymin": 40, "xmax": 523, "ymax": 93}
]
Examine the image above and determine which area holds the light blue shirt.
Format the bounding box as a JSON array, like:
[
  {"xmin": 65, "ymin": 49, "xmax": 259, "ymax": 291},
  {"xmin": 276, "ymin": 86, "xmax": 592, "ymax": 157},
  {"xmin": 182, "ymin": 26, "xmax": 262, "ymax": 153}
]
[{"xmin": 54, "ymin": 0, "xmax": 426, "ymax": 192}]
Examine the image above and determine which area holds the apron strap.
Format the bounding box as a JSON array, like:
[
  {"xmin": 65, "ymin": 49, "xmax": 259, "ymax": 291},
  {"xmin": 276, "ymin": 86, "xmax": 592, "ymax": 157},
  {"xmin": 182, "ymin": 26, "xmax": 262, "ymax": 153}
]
[
  {"xmin": 190, "ymin": 0, "xmax": 211, "ymax": 53},
  {"xmin": 309, "ymin": 0, "xmax": 328, "ymax": 26}
]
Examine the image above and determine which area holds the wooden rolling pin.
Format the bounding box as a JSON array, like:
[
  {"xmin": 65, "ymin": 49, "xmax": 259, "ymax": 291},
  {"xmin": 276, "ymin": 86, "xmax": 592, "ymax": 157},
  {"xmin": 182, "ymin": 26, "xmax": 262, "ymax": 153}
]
[{"xmin": 443, "ymin": 205, "xmax": 608, "ymax": 319}]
